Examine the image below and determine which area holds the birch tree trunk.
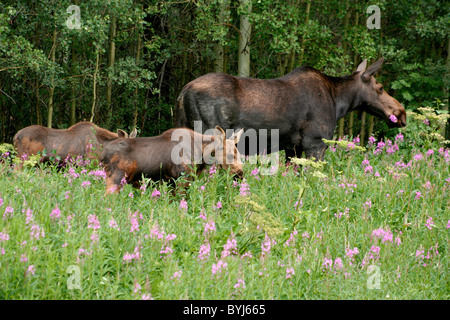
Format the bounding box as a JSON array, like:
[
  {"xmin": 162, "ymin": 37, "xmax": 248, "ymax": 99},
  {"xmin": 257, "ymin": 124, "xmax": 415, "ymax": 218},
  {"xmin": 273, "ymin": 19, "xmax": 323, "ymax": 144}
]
[
  {"xmin": 238, "ymin": 0, "xmax": 251, "ymax": 77},
  {"xmin": 47, "ymin": 29, "xmax": 57, "ymax": 128},
  {"xmin": 106, "ymin": 15, "xmax": 117, "ymax": 124},
  {"xmin": 90, "ymin": 49, "xmax": 100, "ymax": 123}
]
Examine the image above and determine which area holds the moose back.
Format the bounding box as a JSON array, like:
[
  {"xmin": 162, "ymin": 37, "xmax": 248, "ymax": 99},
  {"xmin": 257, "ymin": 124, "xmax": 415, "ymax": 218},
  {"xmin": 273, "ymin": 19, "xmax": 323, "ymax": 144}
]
[{"xmin": 176, "ymin": 58, "xmax": 406, "ymax": 160}]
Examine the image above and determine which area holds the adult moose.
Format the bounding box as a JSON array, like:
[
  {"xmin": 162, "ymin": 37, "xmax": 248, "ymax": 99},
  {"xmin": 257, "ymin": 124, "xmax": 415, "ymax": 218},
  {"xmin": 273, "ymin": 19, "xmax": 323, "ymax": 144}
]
[
  {"xmin": 100, "ymin": 126, "xmax": 243, "ymax": 194},
  {"xmin": 13, "ymin": 121, "xmax": 137, "ymax": 163},
  {"xmin": 176, "ymin": 58, "xmax": 406, "ymax": 161}
]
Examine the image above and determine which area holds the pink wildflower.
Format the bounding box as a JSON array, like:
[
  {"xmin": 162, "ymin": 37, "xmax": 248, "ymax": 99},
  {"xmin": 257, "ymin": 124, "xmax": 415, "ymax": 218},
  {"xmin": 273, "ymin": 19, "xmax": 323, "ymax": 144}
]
[
  {"xmin": 50, "ymin": 207, "xmax": 61, "ymax": 220},
  {"xmin": 87, "ymin": 214, "xmax": 100, "ymax": 230},
  {"xmin": 179, "ymin": 199, "xmax": 188, "ymax": 212}
]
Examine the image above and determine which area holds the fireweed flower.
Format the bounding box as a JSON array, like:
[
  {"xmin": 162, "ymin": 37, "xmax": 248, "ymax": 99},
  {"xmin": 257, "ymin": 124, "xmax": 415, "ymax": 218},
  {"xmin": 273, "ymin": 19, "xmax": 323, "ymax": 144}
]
[
  {"xmin": 395, "ymin": 133, "xmax": 404, "ymax": 142},
  {"xmin": 422, "ymin": 181, "xmax": 431, "ymax": 190},
  {"xmin": 90, "ymin": 233, "xmax": 99, "ymax": 243},
  {"xmin": 322, "ymin": 257, "xmax": 333, "ymax": 271},
  {"xmin": 0, "ymin": 232, "xmax": 9, "ymax": 242},
  {"xmin": 81, "ymin": 181, "xmax": 91, "ymax": 188},
  {"xmin": 204, "ymin": 220, "xmax": 216, "ymax": 236},
  {"xmin": 3, "ymin": 206, "xmax": 13, "ymax": 220},
  {"xmin": 234, "ymin": 278, "xmax": 246, "ymax": 289},
  {"xmin": 413, "ymin": 153, "xmax": 423, "ymax": 161},
  {"xmin": 261, "ymin": 234, "xmax": 276, "ymax": 260},
  {"xmin": 425, "ymin": 217, "xmax": 434, "ymax": 230},
  {"xmin": 372, "ymin": 227, "xmax": 393, "ymax": 244},
  {"xmin": 199, "ymin": 211, "xmax": 207, "ymax": 221},
  {"xmin": 26, "ymin": 265, "xmax": 36, "ymax": 276},
  {"xmin": 368, "ymin": 136, "xmax": 376, "ymax": 145},
  {"xmin": 426, "ymin": 149, "xmax": 434, "ymax": 157},
  {"xmin": 209, "ymin": 164, "xmax": 217, "ymax": 177},
  {"xmin": 50, "ymin": 207, "xmax": 61, "ymax": 220},
  {"xmin": 364, "ymin": 165, "xmax": 373, "ymax": 173},
  {"xmin": 30, "ymin": 225, "xmax": 45, "ymax": 240},
  {"xmin": 423, "ymin": 118, "xmax": 430, "ymax": 125},
  {"xmin": 345, "ymin": 247, "xmax": 359, "ymax": 265},
  {"xmin": 108, "ymin": 218, "xmax": 119, "ymax": 230},
  {"xmin": 335, "ymin": 207, "xmax": 349, "ymax": 219},
  {"xmin": 123, "ymin": 246, "xmax": 141, "ymax": 263},
  {"xmin": 212, "ymin": 260, "xmax": 228, "ymax": 275},
  {"xmin": 294, "ymin": 200, "xmax": 303, "ymax": 210},
  {"xmin": 130, "ymin": 212, "xmax": 140, "ymax": 233},
  {"xmin": 151, "ymin": 189, "xmax": 161, "ymax": 199},
  {"xmin": 25, "ymin": 208, "xmax": 34, "ymax": 225},
  {"xmin": 170, "ymin": 270, "xmax": 183, "ymax": 280},
  {"xmin": 239, "ymin": 182, "xmax": 251, "ymax": 196},
  {"xmin": 215, "ymin": 201, "xmax": 222, "ymax": 210},
  {"xmin": 221, "ymin": 237, "xmax": 238, "ymax": 258},
  {"xmin": 284, "ymin": 230, "xmax": 298, "ymax": 247},
  {"xmin": 446, "ymin": 220, "xmax": 450, "ymax": 229},
  {"xmin": 179, "ymin": 199, "xmax": 188, "ymax": 212},
  {"xmin": 198, "ymin": 242, "xmax": 211, "ymax": 261},
  {"xmin": 87, "ymin": 214, "xmax": 100, "ymax": 230},
  {"xmin": 363, "ymin": 201, "xmax": 372, "ymax": 210},
  {"xmin": 285, "ymin": 268, "xmax": 295, "ymax": 279},
  {"xmin": 389, "ymin": 115, "xmax": 398, "ymax": 123},
  {"xmin": 415, "ymin": 191, "xmax": 422, "ymax": 200},
  {"xmin": 334, "ymin": 258, "xmax": 343, "ymax": 270}
]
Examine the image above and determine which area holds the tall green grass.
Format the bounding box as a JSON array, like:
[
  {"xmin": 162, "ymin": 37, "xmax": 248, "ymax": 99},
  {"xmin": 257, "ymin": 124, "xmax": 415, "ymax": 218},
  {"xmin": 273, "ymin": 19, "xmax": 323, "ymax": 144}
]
[{"xmin": 0, "ymin": 108, "xmax": 448, "ymax": 299}]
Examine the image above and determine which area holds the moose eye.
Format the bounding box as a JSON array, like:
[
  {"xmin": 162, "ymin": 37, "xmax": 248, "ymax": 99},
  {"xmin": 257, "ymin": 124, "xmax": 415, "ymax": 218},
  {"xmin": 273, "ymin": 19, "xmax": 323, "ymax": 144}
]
[{"xmin": 378, "ymin": 87, "xmax": 384, "ymax": 94}]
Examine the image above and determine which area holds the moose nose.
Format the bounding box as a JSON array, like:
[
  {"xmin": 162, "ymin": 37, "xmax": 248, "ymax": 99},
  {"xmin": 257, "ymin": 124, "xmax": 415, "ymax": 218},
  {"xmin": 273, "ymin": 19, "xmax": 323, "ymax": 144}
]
[{"xmin": 234, "ymin": 170, "xmax": 244, "ymax": 180}]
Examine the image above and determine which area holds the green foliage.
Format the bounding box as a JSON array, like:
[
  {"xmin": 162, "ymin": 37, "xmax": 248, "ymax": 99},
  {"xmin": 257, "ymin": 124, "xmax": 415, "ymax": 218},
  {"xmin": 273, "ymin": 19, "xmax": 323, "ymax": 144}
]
[{"xmin": 0, "ymin": 0, "xmax": 448, "ymax": 143}]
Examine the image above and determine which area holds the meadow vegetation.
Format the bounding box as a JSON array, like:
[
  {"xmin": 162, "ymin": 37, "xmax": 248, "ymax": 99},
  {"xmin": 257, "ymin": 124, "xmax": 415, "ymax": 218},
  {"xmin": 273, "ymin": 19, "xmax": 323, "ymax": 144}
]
[{"xmin": 0, "ymin": 107, "xmax": 448, "ymax": 299}]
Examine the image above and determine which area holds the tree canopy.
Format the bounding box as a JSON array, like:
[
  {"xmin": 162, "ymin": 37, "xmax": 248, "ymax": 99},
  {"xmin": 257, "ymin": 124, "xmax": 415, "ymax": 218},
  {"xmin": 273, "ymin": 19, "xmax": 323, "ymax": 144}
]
[{"xmin": 0, "ymin": 0, "xmax": 448, "ymax": 142}]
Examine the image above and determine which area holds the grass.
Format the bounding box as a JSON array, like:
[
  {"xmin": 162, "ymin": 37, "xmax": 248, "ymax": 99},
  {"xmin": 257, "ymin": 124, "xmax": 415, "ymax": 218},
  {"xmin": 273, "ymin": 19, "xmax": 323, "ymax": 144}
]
[{"xmin": 0, "ymin": 112, "xmax": 449, "ymax": 300}]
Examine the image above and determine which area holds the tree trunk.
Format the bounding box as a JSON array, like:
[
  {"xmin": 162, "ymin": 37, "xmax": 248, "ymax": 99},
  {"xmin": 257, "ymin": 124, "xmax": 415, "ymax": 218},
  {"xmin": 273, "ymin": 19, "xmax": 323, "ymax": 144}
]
[
  {"xmin": 90, "ymin": 49, "xmax": 100, "ymax": 123},
  {"xmin": 47, "ymin": 29, "xmax": 57, "ymax": 128},
  {"xmin": 106, "ymin": 14, "xmax": 117, "ymax": 125},
  {"xmin": 360, "ymin": 112, "xmax": 366, "ymax": 146},
  {"xmin": 443, "ymin": 37, "xmax": 450, "ymax": 139},
  {"xmin": 349, "ymin": 12, "xmax": 359, "ymax": 138},
  {"xmin": 238, "ymin": 0, "xmax": 252, "ymax": 77},
  {"xmin": 368, "ymin": 115, "xmax": 374, "ymax": 139},
  {"xmin": 297, "ymin": 0, "xmax": 311, "ymax": 67},
  {"xmin": 214, "ymin": 0, "xmax": 227, "ymax": 73},
  {"xmin": 133, "ymin": 31, "xmax": 142, "ymax": 129},
  {"xmin": 70, "ymin": 44, "xmax": 77, "ymax": 126},
  {"xmin": 35, "ymin": 79, "xmax": 41, "ymax": 126},
  {"xmin": 338, "ymin": 0, "xmax": 351, "ymax": 139}
]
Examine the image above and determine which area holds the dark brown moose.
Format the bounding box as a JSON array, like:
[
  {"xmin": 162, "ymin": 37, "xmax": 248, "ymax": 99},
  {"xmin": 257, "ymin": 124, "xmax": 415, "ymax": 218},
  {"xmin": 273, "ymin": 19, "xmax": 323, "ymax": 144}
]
[
  {"xmin": 13, "ymin": 121, "xmax": 137, "ymax": 163},
  {"xmin": 176, "ymin": 58, "xmax": 406, "ymax": 161},
  {"xmin": 100, "ymin": 126, "xmax": 244, "ymax": 194}
]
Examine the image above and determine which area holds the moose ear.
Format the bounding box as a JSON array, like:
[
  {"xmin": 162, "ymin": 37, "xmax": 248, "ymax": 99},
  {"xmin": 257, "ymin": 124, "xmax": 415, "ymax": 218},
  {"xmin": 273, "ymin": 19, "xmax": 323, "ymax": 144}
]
[
  {"xmin": 117, "ymin": 129, "xmax": 128, "ymax": 138},
  {"xmin": 229, "ymin": 129, "xmax": 244, "ymax": 145},
  {"xmin": 362, "ymin": 58, "xmax": 384, "ymax": 82},
  {"xmin": 214, "ymin": 126, "xmax": 226, "ymax": 144},
  {"xmin": 356, "ymin": 59, "xmax": 367, "ymax": 73},
  {"xmin": 129, "ymin": 128, "xmax": 137, "ymax": 138}
]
